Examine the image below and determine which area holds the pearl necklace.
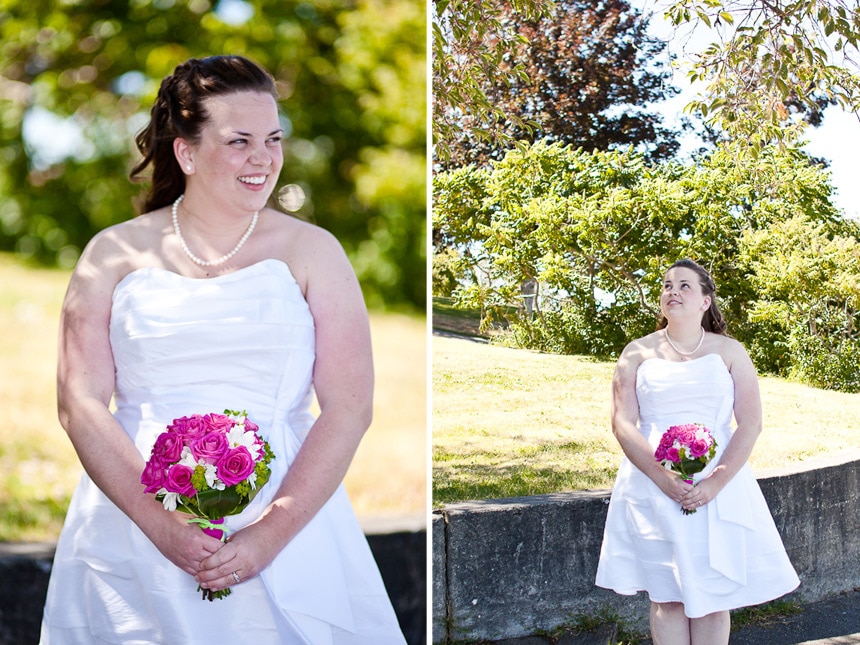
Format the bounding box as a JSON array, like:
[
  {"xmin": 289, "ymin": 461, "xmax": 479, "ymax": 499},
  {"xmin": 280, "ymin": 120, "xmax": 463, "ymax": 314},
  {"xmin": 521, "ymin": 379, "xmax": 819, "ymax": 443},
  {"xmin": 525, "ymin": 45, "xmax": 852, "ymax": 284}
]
[
  {"xmin": 171, "ymin": 195, "xmax": 258, "ymax": 267},
  {"xmin": 665, "ymin": 326, "xmax": 705, "ymax": 356}
]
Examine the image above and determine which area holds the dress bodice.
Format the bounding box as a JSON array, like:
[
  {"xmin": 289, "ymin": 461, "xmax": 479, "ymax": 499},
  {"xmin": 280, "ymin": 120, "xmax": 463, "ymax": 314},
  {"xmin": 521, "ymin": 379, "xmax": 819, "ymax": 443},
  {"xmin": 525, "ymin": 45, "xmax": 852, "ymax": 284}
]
[
  {"xmin": 109, "ymin": 259, "xmax": 316, "ymax": 459},
  {"xmin": 636, "ymin": 354, "xmax": 735, "ymax": 450}
]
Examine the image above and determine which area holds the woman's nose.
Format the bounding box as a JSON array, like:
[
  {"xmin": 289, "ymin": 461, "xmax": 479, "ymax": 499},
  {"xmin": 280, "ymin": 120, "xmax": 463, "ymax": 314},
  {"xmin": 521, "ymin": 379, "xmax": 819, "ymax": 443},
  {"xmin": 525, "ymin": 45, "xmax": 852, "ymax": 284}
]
[{"xmin": 250, "ymin": 145, "xmax": 272, "ymax": 166}]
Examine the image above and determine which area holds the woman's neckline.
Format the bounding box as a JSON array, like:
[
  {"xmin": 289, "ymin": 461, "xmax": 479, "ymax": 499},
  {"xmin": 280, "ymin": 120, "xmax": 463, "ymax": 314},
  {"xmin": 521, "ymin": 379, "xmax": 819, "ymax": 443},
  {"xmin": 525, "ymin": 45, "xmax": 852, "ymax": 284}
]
[
  {"xmin": 122, "ymin": 258, "xmax": 287, "ymax": 283},
  {"xmin": 640, "ymin": 352, "xmax": 722, "ymax": 367},
  {"xmin": 111, "ymin": 258, "xmax": 295, "ymax": 302}
]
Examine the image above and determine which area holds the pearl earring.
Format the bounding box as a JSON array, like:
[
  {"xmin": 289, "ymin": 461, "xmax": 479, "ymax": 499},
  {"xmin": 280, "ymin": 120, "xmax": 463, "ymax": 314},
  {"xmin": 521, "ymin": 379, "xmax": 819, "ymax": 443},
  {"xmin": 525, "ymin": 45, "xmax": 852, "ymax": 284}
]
[{"xmin": 186, "ymin": 165, "xmax": 192, "ymax": 171}]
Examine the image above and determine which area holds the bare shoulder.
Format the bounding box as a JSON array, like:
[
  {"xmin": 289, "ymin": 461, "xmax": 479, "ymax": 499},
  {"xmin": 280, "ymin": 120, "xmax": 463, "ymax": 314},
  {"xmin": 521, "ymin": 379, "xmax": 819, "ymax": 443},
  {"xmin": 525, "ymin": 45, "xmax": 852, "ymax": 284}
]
[
  {"xmin": 712, "ymin": 334, "xmax": 755, "ymax": 374},
  {"xmin": 615, "ymin": 331, "xmax": 661, "ymax": 381},
  {"xmin": 70, "ymin": 211, "xmax": 170, "ymax": 302},
  {"xmin": 259, "ymin": 210, "xmax": 351, "ymax": 287}
]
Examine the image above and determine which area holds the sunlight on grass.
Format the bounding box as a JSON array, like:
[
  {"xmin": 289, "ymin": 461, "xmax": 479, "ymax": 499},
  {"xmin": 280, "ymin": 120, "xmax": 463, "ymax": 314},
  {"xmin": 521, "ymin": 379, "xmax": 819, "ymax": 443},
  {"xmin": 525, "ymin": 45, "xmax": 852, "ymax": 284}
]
[
  {"xmin": 0, "ymin": 253, "xmax": 426, "ymax": 541},
  {"xmin": 433, "ymin": 334, "xmax": 860, "ymax": 505}
]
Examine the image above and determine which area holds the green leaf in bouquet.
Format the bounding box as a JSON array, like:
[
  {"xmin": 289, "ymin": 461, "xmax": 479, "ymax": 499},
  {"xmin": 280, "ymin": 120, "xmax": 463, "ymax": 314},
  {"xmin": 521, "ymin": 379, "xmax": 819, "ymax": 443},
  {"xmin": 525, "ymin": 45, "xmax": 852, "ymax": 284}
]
[
  {"xmin": 679, "ymin": 456, "xmax": 707, "ymax": 476},
  {"xmin": 176, "ymin": 498, "xmax": 201, "ymax": 516},
  {"xmin": 195, "ymin": 487, "xmax": 246, "ymax": 519}
]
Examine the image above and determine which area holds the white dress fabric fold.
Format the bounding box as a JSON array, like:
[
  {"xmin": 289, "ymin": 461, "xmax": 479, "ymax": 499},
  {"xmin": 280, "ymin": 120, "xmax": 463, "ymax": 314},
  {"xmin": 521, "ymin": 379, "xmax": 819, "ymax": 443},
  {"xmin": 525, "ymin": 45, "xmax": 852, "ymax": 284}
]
[
  {"xmin": 40, "ymin": 259, "xmax": 405, "ymax": 644},
  {"xmin": 595, "ymin": 353, "xmax": 799, "ymax": 618}
]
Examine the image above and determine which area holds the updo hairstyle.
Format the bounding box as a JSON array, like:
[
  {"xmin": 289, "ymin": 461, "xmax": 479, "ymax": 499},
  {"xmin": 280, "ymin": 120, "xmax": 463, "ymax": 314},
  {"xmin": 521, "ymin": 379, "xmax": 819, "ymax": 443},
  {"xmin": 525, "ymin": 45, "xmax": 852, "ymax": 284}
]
[{"xmin": 130, "ymin": 55, "xmax": 278, "ymax": 213}]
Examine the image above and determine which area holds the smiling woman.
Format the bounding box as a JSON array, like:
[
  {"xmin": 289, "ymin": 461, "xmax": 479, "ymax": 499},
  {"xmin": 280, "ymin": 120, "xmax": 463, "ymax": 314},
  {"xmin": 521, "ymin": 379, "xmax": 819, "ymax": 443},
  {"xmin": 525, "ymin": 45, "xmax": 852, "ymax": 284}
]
[{"xmin": 39, "ymin": 56, "xmax": 406, "ymax": 644}]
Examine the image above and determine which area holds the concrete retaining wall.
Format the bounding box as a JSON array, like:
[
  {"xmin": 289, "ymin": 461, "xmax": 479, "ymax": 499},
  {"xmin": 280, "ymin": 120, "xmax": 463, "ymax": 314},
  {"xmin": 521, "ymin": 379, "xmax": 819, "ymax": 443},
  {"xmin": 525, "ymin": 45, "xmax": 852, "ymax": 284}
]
[{"xmin": 433, "ymin": 450, "xmax": 860, "ymax": 643}]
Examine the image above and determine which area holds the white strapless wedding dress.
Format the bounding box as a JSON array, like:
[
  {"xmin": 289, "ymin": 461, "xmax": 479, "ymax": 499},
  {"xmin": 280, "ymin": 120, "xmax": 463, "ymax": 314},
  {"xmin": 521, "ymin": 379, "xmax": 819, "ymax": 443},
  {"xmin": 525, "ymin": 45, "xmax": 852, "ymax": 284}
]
[
  {"xmin": 595, "ymin": 354, "xmax": 799, "ymax": 618},
  {"xmin": 40, "ymin": 259, "xmax": 405, "ymax": 644}
]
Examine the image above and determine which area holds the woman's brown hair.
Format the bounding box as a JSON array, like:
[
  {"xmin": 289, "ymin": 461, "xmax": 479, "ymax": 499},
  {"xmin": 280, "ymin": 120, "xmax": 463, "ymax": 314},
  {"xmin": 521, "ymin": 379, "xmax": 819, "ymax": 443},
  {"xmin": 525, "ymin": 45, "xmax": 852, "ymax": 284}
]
[{"xmin": 130, "ymin": 55, "xmax": 278, "ymax": 213}]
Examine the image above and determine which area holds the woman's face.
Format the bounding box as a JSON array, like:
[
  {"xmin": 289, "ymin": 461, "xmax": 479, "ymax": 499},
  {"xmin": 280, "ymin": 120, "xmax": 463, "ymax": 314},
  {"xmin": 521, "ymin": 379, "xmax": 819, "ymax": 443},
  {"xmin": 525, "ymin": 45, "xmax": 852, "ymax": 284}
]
[
  {"xmin": 183, "ymin": 90, "xmax": 284, "ymax": 215},
  {"xmin": 660, "ymin": 266, "xmax": 711, "ymax": 322}
]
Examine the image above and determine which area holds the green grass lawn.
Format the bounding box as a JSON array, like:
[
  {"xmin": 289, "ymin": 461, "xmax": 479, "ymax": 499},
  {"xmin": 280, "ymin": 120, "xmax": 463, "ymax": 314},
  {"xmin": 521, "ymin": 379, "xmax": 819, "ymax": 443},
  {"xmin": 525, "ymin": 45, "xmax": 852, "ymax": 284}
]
[
  {"xmin": 0, "ymin": 253, "xmax": 426, "ymax": 541},
  {"xmin": 433, "ymin": 333, "xmax": 860, "ymax": 506}
]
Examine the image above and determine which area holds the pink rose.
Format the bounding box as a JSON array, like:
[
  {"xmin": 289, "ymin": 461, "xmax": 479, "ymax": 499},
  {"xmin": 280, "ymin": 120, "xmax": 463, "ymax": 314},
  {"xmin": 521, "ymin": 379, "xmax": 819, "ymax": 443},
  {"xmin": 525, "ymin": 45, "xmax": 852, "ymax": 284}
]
[
  {"xmin": 141, "ymin": 459, "xmax": 166, "ymax": 493},
  {"xmin": 243, "ymin": 418, "xmax": 259, "ymax": 434},
  {"xmin": 167, "ymin": 414, "xmax": 209, "ymax": 440},
  {"xmin": 217, "ymin": 446, "xmax": 255, "ymax": 486},
  {"xmin": 666, "ymin": 447, "xmax": 680, "ymax": 463},
  {"xmin": 191, "ymin": 431, "xmax": 229, "ymax": 463},
  {"xmin": 150, "ymin": 432, "xmax": 184, "ymax": 463},
  {"xmin": 165, "ymin": 464, "xmax": 196, "ymax": 496},
  {"xmin": 655, "ymin": 446, "xmax": 668, "ymax": 461},
  {"xmin": 659, "ymin": 433, "xmax": 674, "ymax": 449},
  {"xmin": 689, "ymin": 438, "xmax": 711, "ymax": 458},
  {"xmin": 203, "ymin": 413, "xmax": 235, "ymax": 433},
  {"xmin": 678, "ymin": 429, "xmax": 696, "ymax": 445}
]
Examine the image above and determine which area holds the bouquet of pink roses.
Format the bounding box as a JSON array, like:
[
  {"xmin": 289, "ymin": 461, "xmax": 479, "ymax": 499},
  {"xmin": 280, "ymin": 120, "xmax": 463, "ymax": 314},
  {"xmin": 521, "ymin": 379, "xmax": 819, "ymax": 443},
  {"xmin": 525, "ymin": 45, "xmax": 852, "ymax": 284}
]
[
  {"xmin": 654, "ymin": 422, "xmax": 717, "ymax": 515},
  {"xmin": 141, "ymin": 409, "xmax": 275, "ymax": 600}
]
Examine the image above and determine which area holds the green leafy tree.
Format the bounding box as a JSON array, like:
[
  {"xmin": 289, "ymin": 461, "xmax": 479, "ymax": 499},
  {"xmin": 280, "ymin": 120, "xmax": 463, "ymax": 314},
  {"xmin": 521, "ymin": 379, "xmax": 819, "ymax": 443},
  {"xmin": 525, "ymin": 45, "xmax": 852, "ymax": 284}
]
[
  {"xmin": 739, "ymin": 215, "xmax": 860, "ymax": 390},
  {"xmin": 433, "ymin": 139, "xmax": 853, "ymax": 388},
  {"xmin": 0, "ymin": 0, "xmax": 425, "ymax": 309},
  {"xmin": 664, "ymin": 0, "xmax": 860, "ymax": 151},
  {"xmin": 431, "ymin": 0, "xmax": 551, "ymax": 163}
]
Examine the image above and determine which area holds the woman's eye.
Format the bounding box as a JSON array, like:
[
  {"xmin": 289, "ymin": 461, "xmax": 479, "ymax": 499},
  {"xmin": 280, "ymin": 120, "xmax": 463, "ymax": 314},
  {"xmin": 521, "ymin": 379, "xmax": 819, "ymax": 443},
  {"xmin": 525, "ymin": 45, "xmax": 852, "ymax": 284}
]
[{"xmin": 230, "ymin": 139, "xmax": 248, "ymax": 145}]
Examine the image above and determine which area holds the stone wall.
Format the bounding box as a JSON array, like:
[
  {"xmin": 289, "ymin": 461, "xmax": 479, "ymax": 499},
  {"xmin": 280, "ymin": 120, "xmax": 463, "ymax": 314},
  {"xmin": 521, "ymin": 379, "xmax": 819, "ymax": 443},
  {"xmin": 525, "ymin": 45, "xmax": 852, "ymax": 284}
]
[{"xmin": 433, "ymin": 450, "xmax": 860, "ymax": 643}]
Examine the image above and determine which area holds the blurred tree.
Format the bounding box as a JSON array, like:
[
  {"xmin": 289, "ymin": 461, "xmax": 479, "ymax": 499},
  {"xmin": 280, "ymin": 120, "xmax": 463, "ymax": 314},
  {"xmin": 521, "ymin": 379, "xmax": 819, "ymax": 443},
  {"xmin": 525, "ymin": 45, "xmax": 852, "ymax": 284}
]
[
  {"xmin": 0, "ymin": 0, "xmax": 425, "ymax": 310},
  {"xmin": 443, "ymin": 0, "xmax": 682, "ymax": 169}
]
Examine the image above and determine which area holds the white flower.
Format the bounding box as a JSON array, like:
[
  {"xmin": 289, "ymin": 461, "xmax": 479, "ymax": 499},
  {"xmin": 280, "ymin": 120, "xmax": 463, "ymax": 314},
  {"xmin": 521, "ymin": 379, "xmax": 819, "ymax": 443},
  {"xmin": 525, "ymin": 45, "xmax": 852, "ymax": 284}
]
[
  {"xmin": 227, "ymin": 426, "xmax": 262, "ymax": 459},
  {"xmin": 248, "ymin": 471, "xmax": 258, "ymax": 490},
  {"xmin": 178, "ymin": 448, "xmax": 198, "ymax": 469},
  {"xmin": 203, "ymin": 463, "xmax": 225, "ymax": 490},
  {"xmin": 161, "ymin": 491, "xmax": 180, "ymax": 512}
]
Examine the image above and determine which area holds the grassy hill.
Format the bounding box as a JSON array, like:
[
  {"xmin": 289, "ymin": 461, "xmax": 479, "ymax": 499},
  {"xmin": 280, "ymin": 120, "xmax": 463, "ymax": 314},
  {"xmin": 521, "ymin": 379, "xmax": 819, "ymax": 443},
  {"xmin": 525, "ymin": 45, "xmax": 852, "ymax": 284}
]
[{"xmin": 433, "ymin": 333, "xmax": 860, "ymax": 505}]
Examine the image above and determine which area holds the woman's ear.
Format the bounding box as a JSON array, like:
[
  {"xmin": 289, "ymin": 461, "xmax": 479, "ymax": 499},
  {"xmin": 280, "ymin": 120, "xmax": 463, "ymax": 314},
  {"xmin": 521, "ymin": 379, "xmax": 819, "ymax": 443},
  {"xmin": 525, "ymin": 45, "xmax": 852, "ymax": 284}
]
[
  {"xmin": 173, "ymin": 138, "xmax": 194, "ymax": 174},
  {"xmin": 702, "ymin": 296, "xmax": 711, "ymax": 311}
]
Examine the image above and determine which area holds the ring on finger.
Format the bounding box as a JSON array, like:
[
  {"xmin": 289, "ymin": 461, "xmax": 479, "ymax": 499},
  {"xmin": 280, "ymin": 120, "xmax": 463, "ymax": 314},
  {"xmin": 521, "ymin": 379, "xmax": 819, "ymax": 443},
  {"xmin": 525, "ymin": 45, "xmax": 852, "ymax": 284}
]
[{"xmin": 232, "ymin": 571, "xmax": 240, "ymax": 584}]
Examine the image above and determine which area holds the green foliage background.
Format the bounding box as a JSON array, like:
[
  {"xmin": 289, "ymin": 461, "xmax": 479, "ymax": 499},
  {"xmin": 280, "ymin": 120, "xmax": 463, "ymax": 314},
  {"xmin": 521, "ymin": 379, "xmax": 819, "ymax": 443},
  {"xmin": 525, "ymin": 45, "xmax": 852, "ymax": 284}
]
[
  {"xmin": 434, "ymin": 140, "xmax": 860, "ymax": 392},
  {"xmin": 0, "ymin": 0, "xmax": 425, "ymax": 310}
]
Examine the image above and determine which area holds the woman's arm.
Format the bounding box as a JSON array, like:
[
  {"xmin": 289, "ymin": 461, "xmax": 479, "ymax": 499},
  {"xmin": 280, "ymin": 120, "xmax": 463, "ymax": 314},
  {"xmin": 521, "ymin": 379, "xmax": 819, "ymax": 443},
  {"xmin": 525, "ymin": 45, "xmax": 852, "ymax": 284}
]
[
  {"xmin": 58, "ymin": 234, "xmax": 223, "ymax": 574},
  {"xmin": 611, "ymin": 344, "xmax": 694, "ymax": 502},
  {"xmin": 196, "ymin": 226, "xmax": 374, "ymax": 590}
]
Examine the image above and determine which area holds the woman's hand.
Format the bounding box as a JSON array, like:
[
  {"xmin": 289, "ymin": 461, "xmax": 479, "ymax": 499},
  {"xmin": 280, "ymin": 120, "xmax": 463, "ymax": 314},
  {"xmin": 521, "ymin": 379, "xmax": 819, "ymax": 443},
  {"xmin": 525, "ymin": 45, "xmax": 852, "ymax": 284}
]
[
  {"xmin": 679, "ymin": 477, "xmax": 721, "ymax": 512},
  {"xmin": 653, "ymin": 469, "xmax": 695, "ymax": 504},
  {"xmin": 193, "ymin": 521, "xmax": 284, "ymax": 593},
  {"xmin": 141, "ymin": 511, "xmax": 225, "ymax": 577}
]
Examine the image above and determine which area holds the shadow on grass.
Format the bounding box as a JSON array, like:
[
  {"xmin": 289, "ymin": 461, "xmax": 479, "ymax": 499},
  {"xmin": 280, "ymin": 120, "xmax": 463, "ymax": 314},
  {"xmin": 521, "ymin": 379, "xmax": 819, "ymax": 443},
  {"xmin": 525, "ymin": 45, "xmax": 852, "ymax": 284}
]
[{"xmin": 432, "ymin": 459, "xmax": 616, "ymax": 506}]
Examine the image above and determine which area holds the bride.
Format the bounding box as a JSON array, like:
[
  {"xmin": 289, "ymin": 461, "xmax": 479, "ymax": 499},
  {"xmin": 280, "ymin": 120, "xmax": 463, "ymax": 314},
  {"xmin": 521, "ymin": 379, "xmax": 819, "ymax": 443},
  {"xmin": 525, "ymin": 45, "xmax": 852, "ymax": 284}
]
[
  {"xmin": 595, "ymin": 259, "xmax": 798, "ymax": 645},
  {"xmin": 40, "ymin": 55, "xmax": 405, "ymax": 644}
]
